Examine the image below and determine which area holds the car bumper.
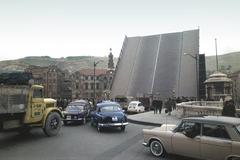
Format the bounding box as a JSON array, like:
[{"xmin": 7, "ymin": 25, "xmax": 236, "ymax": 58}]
[
  {"xmin": 142, "ymin": 142, "xmax": 148, "ymax": 147},
  {"xmin": 98, "ymin": 122, "xmax": 128, "ymax": 127}
]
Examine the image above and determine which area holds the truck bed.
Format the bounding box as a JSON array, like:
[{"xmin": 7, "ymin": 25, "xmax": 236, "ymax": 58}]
[{"xmin": 0, "ymin": 85, "xmax": 28, "ymax": 114}]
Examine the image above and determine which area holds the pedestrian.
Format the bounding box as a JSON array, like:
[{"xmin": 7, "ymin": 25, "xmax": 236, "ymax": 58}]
[
  {"xmin": 152, "ymin": 98, "xmax": 158, "ymax": 114},
  {"xmin": 171, "ymin": 98, "xmax": 176, "ymax": 110},
  {"xmin": 156, "ymin": 98, "xmax": 163, "ymax": 114},
  {"xmin": 165, "ymin": 98, "xmax": 172, "ymax": 115},
  {"xmin": 222, "ymin": 96, "xmax": 236, "ymax": 117}
]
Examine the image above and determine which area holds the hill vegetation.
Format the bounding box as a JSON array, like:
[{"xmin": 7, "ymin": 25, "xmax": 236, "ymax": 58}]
[
  {"xmin": 0, "ymin": 51, "xmax": 239, "ymax": 75},
  {"xmin": 0, "ymin": 56, "xmax": 118, "ymax": 73}
]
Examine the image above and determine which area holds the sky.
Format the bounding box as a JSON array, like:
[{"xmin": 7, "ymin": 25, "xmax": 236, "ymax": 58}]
[{"xmin": 0, "ymin": 0, "xmax": 240, "ymax": 60}]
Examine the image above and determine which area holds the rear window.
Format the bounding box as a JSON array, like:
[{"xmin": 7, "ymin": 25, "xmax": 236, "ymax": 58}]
[{"xmin": 66, "ymin": 105, "xmax": 84, "ymax": 111}]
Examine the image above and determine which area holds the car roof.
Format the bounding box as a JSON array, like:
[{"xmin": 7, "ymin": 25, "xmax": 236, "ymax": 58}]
[
  {"xmin": 73, "ymin": 99, "xmax": 88, "ymax": 103},
  {"xmin": 184, "ymin": 116, "xmax": 240, "ymax": 126},
  {"xmin": 97, "ymin": 101, "xmax": 121, "ymax": 108},
  {"xmin": 129, "ymin": 101, "xmax": 140, "ymax": 104}
]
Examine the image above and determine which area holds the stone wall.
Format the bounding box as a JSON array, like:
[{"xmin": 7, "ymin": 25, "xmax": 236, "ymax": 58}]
[{"xmin": 176, "ymin": 101, "xmax": 240, "ymax": 118}]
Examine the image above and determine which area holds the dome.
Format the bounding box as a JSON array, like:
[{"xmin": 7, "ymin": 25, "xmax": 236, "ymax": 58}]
[{"xmin": 205, "ymin": 72, "xmax": 232, "ymax": 83}]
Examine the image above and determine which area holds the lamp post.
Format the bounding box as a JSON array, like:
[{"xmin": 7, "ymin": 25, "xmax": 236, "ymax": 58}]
[
  {"xmin": 184, "ymin": 53, "xmax": 199, "ymax": 100},
  {"xmin": 93, "ymin": 60, "xmax": 102, "ymax": 100}
]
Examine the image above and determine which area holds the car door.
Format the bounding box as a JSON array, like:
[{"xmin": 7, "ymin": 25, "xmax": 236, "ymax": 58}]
[
  {"xmin": 172, "ymin": 121, "xmax": 201, "ymax": 159},
  {"xmin": 201, "ymin": 123, "xmax": 232, "ymax": 160}
]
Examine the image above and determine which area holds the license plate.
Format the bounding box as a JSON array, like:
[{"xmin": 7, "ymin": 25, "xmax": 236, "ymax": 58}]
[
  {"xmin": 112, "ymin": 117, "xmax": 118, "ymax": 121},
  {"xmin": 66, "ymin": 116, "xmax": 71, "ymax": 120}
]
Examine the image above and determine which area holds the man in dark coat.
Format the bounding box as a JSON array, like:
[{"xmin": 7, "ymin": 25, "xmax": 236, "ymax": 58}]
[{"xmin": 222, "ymin": 96, "xmax": 236, "ymax": 117}]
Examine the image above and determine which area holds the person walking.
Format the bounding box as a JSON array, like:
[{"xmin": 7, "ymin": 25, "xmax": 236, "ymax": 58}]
[
  {"xmin": 156, "ymin": 98, "xmax": 163, "ymax": 114},
  {"xmin": 222, "ymin": 96, "xmax": 236, "ymax": 117},
  {"xmin": 165, "ymin": 98, "xmax": 172, "ymax": 115},
  {"xmin": 152, "ymin": 98, "xmax": 158, "ymax": 114}
]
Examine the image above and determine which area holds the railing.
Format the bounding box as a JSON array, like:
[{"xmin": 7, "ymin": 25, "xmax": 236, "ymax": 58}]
[{"xmin": 176, "ymin": 101, "xmax": 240, "ymax": 118}]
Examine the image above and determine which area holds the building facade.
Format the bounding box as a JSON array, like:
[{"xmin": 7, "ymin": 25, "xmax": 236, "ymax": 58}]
[
  {"xmin": 71, "ymin": 69, "xmax": 114, "ymax": 100},
  {"xmin": 25, "ymin": 65, "xmax": 71, "ymax": 99}
]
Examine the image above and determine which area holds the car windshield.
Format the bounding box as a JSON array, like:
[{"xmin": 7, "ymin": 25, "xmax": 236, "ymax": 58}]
[
  {"xmin": 129, "ymin": 103, "xmax": 137, "ymax": 106},
  {"xmin": 66, "ymin": 105, "xmax": 84, "ymax": 111},
  {"xmin": 236, "ymin": 125, "xmax": 240, "ymax": 136},
  {"xmin": 100, "ymin": 105, "xmax": 121, "ymax": 112}
]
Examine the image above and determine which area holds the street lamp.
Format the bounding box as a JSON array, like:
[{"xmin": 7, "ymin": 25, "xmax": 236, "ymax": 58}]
[
  {"xmin": 184, "ymin": 53, "xmax": 199, "ymax": 100},
  {"xmin": 93, "ymin": 60, "xmax": 103, "ymax": 100}
]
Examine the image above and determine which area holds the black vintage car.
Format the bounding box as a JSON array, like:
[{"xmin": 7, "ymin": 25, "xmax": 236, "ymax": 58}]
[
  {"xmin": 62, "ymin": 100, "xmax": 91, "ymax": 125},
  {"xmin": 90, "ymin": 101, "xmax": 128, "ymax": 132}
]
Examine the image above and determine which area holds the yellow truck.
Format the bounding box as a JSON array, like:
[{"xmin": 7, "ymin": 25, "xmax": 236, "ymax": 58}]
[{"xmin": 0, "ymin": 73, "xmax": 62, "ymax": 136}]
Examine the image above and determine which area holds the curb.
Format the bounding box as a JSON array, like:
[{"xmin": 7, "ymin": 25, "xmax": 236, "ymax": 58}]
[{"xmin": 128, "ymin": 118, "xmax": 162, "ymax": 127}]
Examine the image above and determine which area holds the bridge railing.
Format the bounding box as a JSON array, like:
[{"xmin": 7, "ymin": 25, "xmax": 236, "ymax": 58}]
[{"xmin": 176, "ymin": 101, "xmax": 240, "ymax": 118}]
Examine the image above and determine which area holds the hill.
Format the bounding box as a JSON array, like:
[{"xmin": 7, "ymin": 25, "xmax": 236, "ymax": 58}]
[
  {"xmin": 0, "ymin": 52, "xmax": 239, "ymax": 74},
  {"xmin": 0, "ymin": 56, "xmax": 118, "ymax": 73},
  {"xmin": 205, "ymin": 51, "xmax": 240, "ymax": 75}
]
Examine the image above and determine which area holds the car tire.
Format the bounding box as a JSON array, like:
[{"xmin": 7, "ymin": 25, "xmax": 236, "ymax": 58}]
[
  {"xmin": 43, "ymin": 112, "xmax": 62, "ymax": 137},
  {"xmin": 121, "ymin": 126, "xmax": 125, "ymax": 132},
  {"xmin": 150, "ymin": 140, "xmax": 166, "ymax": 157}
]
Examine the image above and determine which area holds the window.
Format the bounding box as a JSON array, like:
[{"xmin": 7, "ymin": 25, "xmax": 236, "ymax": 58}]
[
  {"xmin": 91, "ymin": 83, "xmax": 94, "ymax": 89},
  {"xmin": 203, "ymin": 124, "xmax": 230, "ymax": 139},
  {"xmin": 85, "ymin": 83, "xmax": 88, "ymax": 90},
  {"xmin": 91, "ymin": 76, "xmax": 94, "ymax": 80},
  {"xmin": 85, "ymin": 76, "xmax": 88, "ymax": 80},
  {"xmin": 33, "ymin": 88, "xmax": 43, "ymax": 98},
  {"xmin": 177, "ymin": 121, "xmax": 201, "ymax": 136},
  {"xmin": 214, "ymin": 82, "xmax": 224, "ymax": 94},
  {"xmin": 96, "ymin": 83, "xmax": 99, "ymax": 89}
]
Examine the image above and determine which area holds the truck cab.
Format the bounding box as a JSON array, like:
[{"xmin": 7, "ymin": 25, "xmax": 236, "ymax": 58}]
[{"xmin": 0, "ymin": 73, "xmax": 62, "ymax": 137}]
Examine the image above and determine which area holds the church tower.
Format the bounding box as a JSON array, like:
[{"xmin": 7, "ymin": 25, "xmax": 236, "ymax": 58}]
[{"xmin": 108, "ymin": 48, "xmax": 114, "ymax": 69}]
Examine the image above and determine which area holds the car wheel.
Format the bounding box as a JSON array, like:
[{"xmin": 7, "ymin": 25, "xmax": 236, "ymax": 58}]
[
  {"xmin": 120, "ymin": 126, "xmax": 125, "ymax": 131},
  {"xmin": 97, "ymin": 123, "xmax": 102, "ymax": 132},
  {"xmin": 43, "ymin": 112, "xmax": 62, "ymax": 137},
  {"xmin": 150, "ymin": 140, "xmax": 165, "ymax": 157}
]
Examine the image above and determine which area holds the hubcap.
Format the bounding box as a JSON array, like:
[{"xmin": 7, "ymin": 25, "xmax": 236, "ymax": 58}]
[
  {"xmin": 151, "ymin": 141, "xmax": 163, "ymax": 156},
  {"xmin": 50, "ymin": 118, "xmax": 59, "ymax": 129}
]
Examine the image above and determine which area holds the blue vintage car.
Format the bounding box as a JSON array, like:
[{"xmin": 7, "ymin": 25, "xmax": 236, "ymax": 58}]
[{"xmin": 90, "ymin": 101, "xmax": 128, "ymax": 132}]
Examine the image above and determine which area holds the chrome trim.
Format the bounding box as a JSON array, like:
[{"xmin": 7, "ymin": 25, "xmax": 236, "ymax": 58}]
[
  {"xmin": 99, "ymin": 122, "xmax": 128, "ymax": 127},
  {"xmin": 142, "ymin": 142, "xmax": 148, "ymax": 147}
]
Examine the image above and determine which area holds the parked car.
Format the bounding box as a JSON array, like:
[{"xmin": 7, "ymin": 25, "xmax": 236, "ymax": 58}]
[
  {"xmin": 142, "ymin": 116, "xmax": 240, "ymax": 160},
  {"xmin": 127, "ymin": 101, "xmax": 145, "ymax": 113},
  {"xmin": 62, "ymin": 100, "xmax": 91, "ymax": 125},
  {"xmin": 91, "ymin": 101, "xmax": 128, "ymax": 132}
]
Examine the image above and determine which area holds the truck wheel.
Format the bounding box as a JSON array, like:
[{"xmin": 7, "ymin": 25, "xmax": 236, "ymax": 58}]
[{"xmin": 43, "ymin": 112, "xmax": 62, "ymax": 137}]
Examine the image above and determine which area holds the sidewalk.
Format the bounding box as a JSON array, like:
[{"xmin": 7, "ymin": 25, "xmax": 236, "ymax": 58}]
[{"xmin": 127, "ymin": 109, "xmax": 181, "ymax": 126}]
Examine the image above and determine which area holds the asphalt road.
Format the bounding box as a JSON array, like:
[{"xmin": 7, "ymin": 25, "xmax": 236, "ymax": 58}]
[{"xmin": 0, "ymin": 122, "xmax": 195, "ymax": 160}]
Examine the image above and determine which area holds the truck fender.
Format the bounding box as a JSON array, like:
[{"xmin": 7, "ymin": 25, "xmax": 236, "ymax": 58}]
[{"xmin": 42, "ymin": 108, "xmax": 63, "ymax": 128}]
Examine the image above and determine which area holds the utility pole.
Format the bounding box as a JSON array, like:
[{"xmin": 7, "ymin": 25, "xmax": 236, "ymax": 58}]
[{"xmin": 215, "ymin": 38, "xmax": 219, "ymax": 71}]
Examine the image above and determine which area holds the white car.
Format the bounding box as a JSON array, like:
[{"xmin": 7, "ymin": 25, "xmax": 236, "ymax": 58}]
[{"xmin": 127, "ymin": 101, "xmax": 145, "ymax": 113}]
